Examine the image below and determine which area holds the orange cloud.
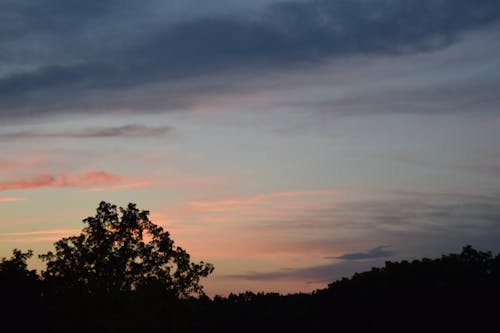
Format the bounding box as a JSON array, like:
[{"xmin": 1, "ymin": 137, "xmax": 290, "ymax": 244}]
[
  {"xmin": 0, "ymin": 171, "xmax": 121, "ymax": 192},
  {"xmin": 0, "ymin": 197, "xmax": 26, "ymax": 203},
  {"xmin": 0, "ymin": 229, "xmax": 81, "ymax": 243},
  {"xmin": 188, "ymin": 190, "xmax": 336, "ymax": 212},
  {"xmin": 86, "ymin": 180, "xmax": 150, "ymax": 192},
  {"xmin": 1, "ymin": 229, "xmax": 80, "ymax": 237}
]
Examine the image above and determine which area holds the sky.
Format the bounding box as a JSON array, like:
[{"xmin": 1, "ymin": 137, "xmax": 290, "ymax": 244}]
[{"xmin": 1, "ymin": 0, "xmax": 500, "ymax": 296}]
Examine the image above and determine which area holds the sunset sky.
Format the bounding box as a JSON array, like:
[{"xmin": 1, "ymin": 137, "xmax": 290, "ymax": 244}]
[{"xmin": 1, "ymin": 0, "xmax": 500, "ymax": 296}]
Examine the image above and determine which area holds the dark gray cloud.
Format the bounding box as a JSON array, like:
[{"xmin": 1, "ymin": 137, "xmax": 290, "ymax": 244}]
[
  {"xmin": 254, "ymin": 191, "xmax": 500, "ymax": 237},
  {"xmin": 343, "ymin": 192, "xmax": 500, "ymax": 235},
  {"xmin": 226, "ymin": 258, "xmax": 391, "ymax": 283},
  {"xmin": 1, "ymin": 0, "xmax": 499, "ymax": 119},
  {"xmin": 328, "ymin": 245, "xmax": 394, "ymax": 260},
  {"xmin": 0, "ymin": 125, "xmax": 170, "ymax": 140}
]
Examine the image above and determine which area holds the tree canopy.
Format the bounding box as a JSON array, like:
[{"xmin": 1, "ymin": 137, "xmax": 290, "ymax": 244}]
[
  {"xmin": 40, "ymin": 201, "xmax": 214, "ymax": 297},
  {"xmin": 3, "ymin": 240, "xmax": 500, "ymax": 332},
  {"xmin": 0, "ymin": 249, "xmax": 39, "ymax": 293}
]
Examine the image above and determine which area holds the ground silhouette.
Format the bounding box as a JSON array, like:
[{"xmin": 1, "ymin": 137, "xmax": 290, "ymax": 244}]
[{"xmin": 2, "ymin": 202, "xmax": 499, "ymax": 332}]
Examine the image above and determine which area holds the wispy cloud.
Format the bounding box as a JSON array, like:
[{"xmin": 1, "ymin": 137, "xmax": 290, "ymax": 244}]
[
  {"xmin": 225, "ymin": 258, "xmax": 391, "ymax": 284},
  {"xmin": 0, "ymin": 229, "xmax": 81, "ymax": 243},
  {"xmin": 85, "ymin": 180, "xmax": 150, "ymax": 192},
  {"xmin": 0, "ymin": 197, "xmax": 26, "ymax": 203},
  {"xmin": 0, "ymin": 171, "xmax": 121, "ymax": 192},
  {"xmin": 0, "ymin": 125, "xmax": 170, "ymax": 140},
  {"xmin": 0, "ymin": 229, "xmax": 80, "ymax": 237},
  {"xmin": 167, "ymin": 189, "xmax": 500, "ymax": 260},
  {"xmin": 0, "ymin": 155, "xmax": 48, "ymax": 176},
  {"xmin": 188, "ymin": 190, "xmax": 336, "ymax": 212}
]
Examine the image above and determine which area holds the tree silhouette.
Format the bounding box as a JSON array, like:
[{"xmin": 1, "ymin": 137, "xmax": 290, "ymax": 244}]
[
  {"xmin": 40, "ymin": 201, "xmax": 213, "ymax": 297},
  {"xmin": 3, "ymin": 241, "xmax": 500, "ymax": 332},
  {"xmin": 0, "ymin": 249, "xmax": 39, "ymax": 293},
  {"xmin": 0, "ymin": 249, "xmax": 41, "ymax": 324},
  {"xmin": 1, "ymin": 249, "xmax": 36, "ymax": 279}
]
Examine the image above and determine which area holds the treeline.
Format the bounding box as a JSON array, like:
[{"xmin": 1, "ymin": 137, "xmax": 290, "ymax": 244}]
[
  {"xmin": 3, "ymin": 203, "xmax": 500, "ymax": 331},
  {"xmin": 2, "ymin": 245, "xmax": 500, "ymax": 332}
]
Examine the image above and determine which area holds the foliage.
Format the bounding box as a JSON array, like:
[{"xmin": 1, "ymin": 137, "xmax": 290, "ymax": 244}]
[
  {"xmin": 4, "ymin": 221, "xmax": 500, "ymax": 332},
  {"xmin": 40, "ymin": 201, "xmax": 213, "ymax": 297},
  {"xmin": 0, "ymin": 248, "xmax": 36, "ymax": 279},
  {"xmin": 0, "ymin": 248, "xmax": 40, "ymax": 294},
  {"xmin": 0, "ymin": 248, "xmax": 41, "ymax": 320}
]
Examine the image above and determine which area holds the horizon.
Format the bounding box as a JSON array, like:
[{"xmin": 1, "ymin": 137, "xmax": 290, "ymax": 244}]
[{"xmin": 1, "ymin": 0, "xmax": 500, "ymax": 296}]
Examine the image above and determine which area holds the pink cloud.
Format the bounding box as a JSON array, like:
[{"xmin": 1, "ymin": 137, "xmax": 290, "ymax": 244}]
[
  {"xmin": 0, "ymin": 155, "xmax": 49, "ymax": 177},
  {"xmin": 0, "ymin": 229, "xmax": 81, "ymax": 243},
  {"xmin": 1, "ymin": 229, "xmax": 81, "ymax": 237},
  {"xmin": 0, "ymin": 197, "xmax": 26, "ymax": 203},
  {"xmin": 0, "ymin": 171, "xmax": 121, "ymax": 192},
  {"xmin": 86, "ymin": 180, "xmax": 150, "ymax": 192},
  {"xmin": 187, "ymin": 190, "xmax": 336, "ymax": 213}
]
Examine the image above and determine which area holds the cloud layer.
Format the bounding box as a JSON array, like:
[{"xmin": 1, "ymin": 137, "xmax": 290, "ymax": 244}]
[
  {"xmin": 206, "ymin": 189, "xmax": 500, "ymax": 285},
  {"xmin": 1, "ymin": 0, "xmax": 499, "ymax": 119},
  {"xmin": 0, "ymin": 125, "xmax": 170, "ymax": 140},
  {"xmin": 0, "ymin": 171, "xmax": 121, "ymax": 192}
]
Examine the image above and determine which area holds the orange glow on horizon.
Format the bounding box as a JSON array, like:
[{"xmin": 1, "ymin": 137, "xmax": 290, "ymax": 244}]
[{"xmin": 143, "ymin": 189, "xmax": 346, "ymax": 261}]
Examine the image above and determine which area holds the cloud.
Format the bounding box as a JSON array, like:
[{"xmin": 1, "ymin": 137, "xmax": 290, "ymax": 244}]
[
  {"xmin": 1, "ymin": 0, "xmax": 499, "ymax": 119},
  {"xmin": 0, "ymin": 229, "xmax": 81, "ymax": 243},
  {"xmin": 339, "ymin": 191, "xmax": 500, "ymax": 236},
  {"xmin": 85, "ymin": 180, "xmax": 150, "ymax": 192},
  {"xmin": 187, "ymin": 189, "xmax": 500, "ymax": 238},
  {"xmin": 0, "ymin": 197, "xmax": 26, "ymax": 203},
  {"xmin": 0, "ymin": 155, "xmax": 47, "ymax": 176},
  {"xmin": 188, "ymin": 190, "xmax": 336, "ymax": 212},
  {"xmin": 328, "ymin": 246, "xmax": 394, "ymax": 261},
  {"xmin": 165, "ymin": 189, "xmax": 500, "ymax": 268},
  {"xmin": 0, "ymin": 229, "xmax": 80, "ymax": 237},
  {"xmin": 465, "ymin": 163, "xmax": 500, "ymax": 176},
  {"xmin": 225, "ymin": 258, "xmax": 390, "ymax": 283},
  {"xmin": 0, "ymin": 125, "xmax": 170, "ymax": 140},
  {"xmin": 0, "ymin": 171, "xmax": 121, "ymax": 192}
]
